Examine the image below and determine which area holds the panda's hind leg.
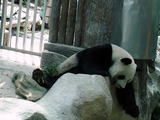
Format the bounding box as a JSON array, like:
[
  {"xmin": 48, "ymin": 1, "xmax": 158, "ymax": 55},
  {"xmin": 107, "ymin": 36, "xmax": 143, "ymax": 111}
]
[
  {"xmin": 56, "ymin": 54, "xmax": 79, "ymax": 75},
  {"xmin": 32, "ymin": 54, "xmax": 80, "ymax": 89}
]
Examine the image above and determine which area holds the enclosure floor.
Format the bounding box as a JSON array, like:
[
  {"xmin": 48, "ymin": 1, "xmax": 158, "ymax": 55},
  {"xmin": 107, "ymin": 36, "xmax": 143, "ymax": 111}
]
[
  {"xmin": 0, "ymin": 49, "xmax": 40, "ymax": 98},
  {"xmin": 0, "ymin": 49, "xmax": 41, "ymax": 66}
]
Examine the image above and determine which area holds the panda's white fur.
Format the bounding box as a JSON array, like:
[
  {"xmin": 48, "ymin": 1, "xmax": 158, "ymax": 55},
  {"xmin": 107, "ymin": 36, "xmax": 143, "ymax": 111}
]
[
  {"xmin": 56, "ymin": 54, "xmax": 78, "ymax": 75},
  {"xmin": 56, "ymin": 44, "xmax": 136, "ymax": 89},
  {"xmin": 34, "ymin": 43, "xmax": 139, "ymax": 118},
  {"xmin": 109, "ymin": 44, "xmax": 137, "ymax": 88}
]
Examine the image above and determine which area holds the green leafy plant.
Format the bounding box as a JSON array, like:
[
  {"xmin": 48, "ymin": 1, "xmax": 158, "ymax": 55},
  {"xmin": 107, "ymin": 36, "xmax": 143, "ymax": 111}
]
[
  {"xmin": 32, "ymin": 64, "xmax": 59, "ymax": 88},
  {"xmin": 42, "ymin": 64, "xmax": 58, "ymax": 77}
]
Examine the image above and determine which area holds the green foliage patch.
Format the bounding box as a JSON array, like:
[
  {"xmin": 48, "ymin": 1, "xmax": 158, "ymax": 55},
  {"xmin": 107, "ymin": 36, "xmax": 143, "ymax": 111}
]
[{"xmin": 42, "ymin": 64, "xmax": 58, "ymax": 77}]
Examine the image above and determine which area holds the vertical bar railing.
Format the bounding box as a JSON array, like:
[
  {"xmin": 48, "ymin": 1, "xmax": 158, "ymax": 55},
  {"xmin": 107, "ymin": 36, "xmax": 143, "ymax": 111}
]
[
  {"xmin": 48, "ymin": 0, "xmax": 84, "ymax": 46},
  {"xmin": 49, "ymin": 0, "xmax": 61, "ymax": 43},
  {"xmin": 23, "ymin": 0, "xmax": 30, "ymax": 50},
  {"xmin": 8, "ymin": 0, "xmax": 15, "ymax": 47},
  {"xmin": 40, "ymin": 0, "xmax": 47, "ymax": 52},
  {"xmin": 58, "ymin": 0, "xmax": 69, "ymax": 44},
  {"xmin": 31, "ymin": 0, "xmax": 38, "ymax": 51},
  {"xmin": 0, "ymin": 0, "xmax": 49, "ymax": 54},
  {"xmin": 66, "ymin": 0, "xmax": 77, "ymax": 45},
  {"xmin": 75, "ymin": 0, "xmax": 84, "ymax": 47},
  {"xmin": 16, "ymin": 0, "xmax": 23, "ymax": 48},
  {"xmin": 0, "ymin": 0, "xmax": 7, "ymax": 46}
]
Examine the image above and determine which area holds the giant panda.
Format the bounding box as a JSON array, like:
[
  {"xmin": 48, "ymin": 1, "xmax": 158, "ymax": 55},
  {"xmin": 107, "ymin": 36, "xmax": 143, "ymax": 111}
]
[{"xmin": 33, "ymin": 43, "xmax": 139, "ymax": 118}]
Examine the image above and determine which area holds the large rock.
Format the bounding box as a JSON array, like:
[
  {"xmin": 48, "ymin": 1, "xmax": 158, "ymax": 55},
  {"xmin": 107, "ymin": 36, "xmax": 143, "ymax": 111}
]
[
  {"xmin": 40, "ymin": 50, "xmax": 67, "ymax": 68},
  {"xmin": 0, "ymin": 73, "xmax": 138, "ymax": 120},
  {"xmin": 134, "ymin": 58, "xmax": 160, "ymax": 120},
  {"xmin": 0, "ymin": 98, "xmax": 48, "ymax": 120},
  {"xmin": 40, "ymin": 43, "xmax": 83, "ymax": 68},
  {"xmin": 37, "ymin": 74, "xmax": 113, "ymax": 120},
  {"xmin": 1, "ymin": 57, "xmax": 160, "ymax": 120}
]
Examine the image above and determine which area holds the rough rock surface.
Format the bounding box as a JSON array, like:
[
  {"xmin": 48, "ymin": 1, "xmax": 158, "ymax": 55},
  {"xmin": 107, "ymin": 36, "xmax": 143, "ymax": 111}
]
[
  {"xmin": 40, "ymin": 50, "xmax": 67, "ymax": 68},
  {"xmin": 0, "ymin": 98, "xmax": 47, "ymax": 120},
  {"xmin": 12, "ymin": 71, "xmax": 47, "ymax": 101},
  {"xmin": 1, "ymin": 46, "xmax": 160, "ymax": 119},
  {"xmin": 37, "ymin": 74, "xmax": 113, "ymax": 120},
  {"xmin": 1, "ymin": 73, "xmax": 138, "ymax": 120},
  {"xmin": 134, "ymin": 58, "xmax": 160, "ymax": 120}
]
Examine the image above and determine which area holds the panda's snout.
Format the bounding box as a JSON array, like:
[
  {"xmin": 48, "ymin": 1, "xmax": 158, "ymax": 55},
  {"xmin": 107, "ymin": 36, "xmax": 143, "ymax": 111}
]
[
  {"xmin": 116, "ymin": 84, "xmax": 124, "ymax": 89},
  {"xmin": 112, "ymin": 80, "xmax": 121, "ymax": 88},
  {"xmin": 116, "ymin": 80, "xmax": 127, "ymax": 89},
  {"xmin": 112, "ymin": 79, "xmax": 126, "ymax": 89}
]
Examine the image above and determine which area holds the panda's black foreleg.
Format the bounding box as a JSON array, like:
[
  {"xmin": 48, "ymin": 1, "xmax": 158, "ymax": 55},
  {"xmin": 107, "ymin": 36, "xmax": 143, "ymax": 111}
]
[{"xmin": 116, "ymin": 81, "xmax": 139, "ymax": 118}]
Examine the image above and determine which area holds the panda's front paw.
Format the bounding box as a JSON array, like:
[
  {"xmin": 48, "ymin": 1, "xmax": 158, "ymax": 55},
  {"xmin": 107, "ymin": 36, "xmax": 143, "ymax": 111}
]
[
  {"xmin": 124, "ymin": 105, "xmax": 139, "ymax": 118},
  {"xmin": 32, "ymin": 68, "xmax": 51, "ymax": 89},
  {"xmin": 32, "ymin": 68, "xmax": 44, "ymax": 85}
]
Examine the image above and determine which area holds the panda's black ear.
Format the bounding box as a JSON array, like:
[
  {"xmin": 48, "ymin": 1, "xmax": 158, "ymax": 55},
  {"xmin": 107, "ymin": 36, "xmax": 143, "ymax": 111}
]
[{"xmin": 121, "ymin": 58, "xmax": 132, "ymax": 65}]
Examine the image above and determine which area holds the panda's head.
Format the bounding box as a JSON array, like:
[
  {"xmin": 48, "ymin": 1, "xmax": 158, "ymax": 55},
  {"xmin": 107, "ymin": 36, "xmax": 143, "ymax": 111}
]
[{"xmin": 109, "ymin": 44, "xmax": 137, "ymax": 89}]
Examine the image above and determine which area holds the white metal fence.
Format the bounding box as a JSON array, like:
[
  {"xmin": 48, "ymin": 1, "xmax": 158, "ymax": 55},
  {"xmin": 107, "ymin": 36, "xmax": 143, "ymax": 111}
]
[{"xmin": 0, "ymin": 0, "xmax": 49, "ymax": 55}]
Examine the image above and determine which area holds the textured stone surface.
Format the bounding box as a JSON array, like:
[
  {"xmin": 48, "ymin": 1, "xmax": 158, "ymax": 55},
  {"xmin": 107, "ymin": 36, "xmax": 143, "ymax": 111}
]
[
  {"xmin": 0, "ymin": 49, "xmax": 160, "ymax": 120},
  {"xmin": 80, "ymin": 0, "xmax": 114, "ymax": 47},
  {"xmin": 0, "ymin": 98, "xmax": 48, "ymax": 120},
  {"xmin": 26, "ymin": 112, "xmax": 47, "ymax": 120},
  {"xmin": 10, "ymin": 73, "xmax": 140, "ymax": 120},
  {"xmin": 0, "ymin": 57, "xmax": 36, "ymax": 99},
  {"xmin": 0, "ymin": 74, "xmax": 114, "ymax": 120},
  {"xmin": 43, "ymin": 43, "xmax": 83, "ymax": 57},
  {"xmin": 37, "ymin": 74, "xmax": 113, "ymax": 120},
  {"xmin": 12, "ymin": 72, "xmax": 47, "ymax": 101},
  {"xmin": 41, "ymin": 50, "xmax": 67, "ymax": 68},
  {"xmin": 134, "ymin": 58, "xmax": 160, "ymax": 120}
]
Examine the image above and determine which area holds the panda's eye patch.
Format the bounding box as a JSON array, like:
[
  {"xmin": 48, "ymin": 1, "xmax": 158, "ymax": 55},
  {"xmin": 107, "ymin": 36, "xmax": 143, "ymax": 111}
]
[{"xmin": 117, "ymin": 75, "xmax": 125, "ymax": 79}]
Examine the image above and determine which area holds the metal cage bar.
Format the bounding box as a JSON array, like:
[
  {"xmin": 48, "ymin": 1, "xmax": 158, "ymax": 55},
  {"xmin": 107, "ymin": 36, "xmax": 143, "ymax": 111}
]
[
  {"xmin": 30, "ymin": 0, "xmax": 38, "ymax": 51},
  {"xmin": 16, "ymin": 0, "xmax": 23, "ymax": 48},
  {"xmin": 23, "ymin": 0, "xmax": 31, "ymax": 50},
  {"xmin": 8, "ymin": 0, "xmax": 15, "ymax": 47},
  {"xmin": 0, "ymin": 1, "xmax": 7, "ymax": 46}
]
